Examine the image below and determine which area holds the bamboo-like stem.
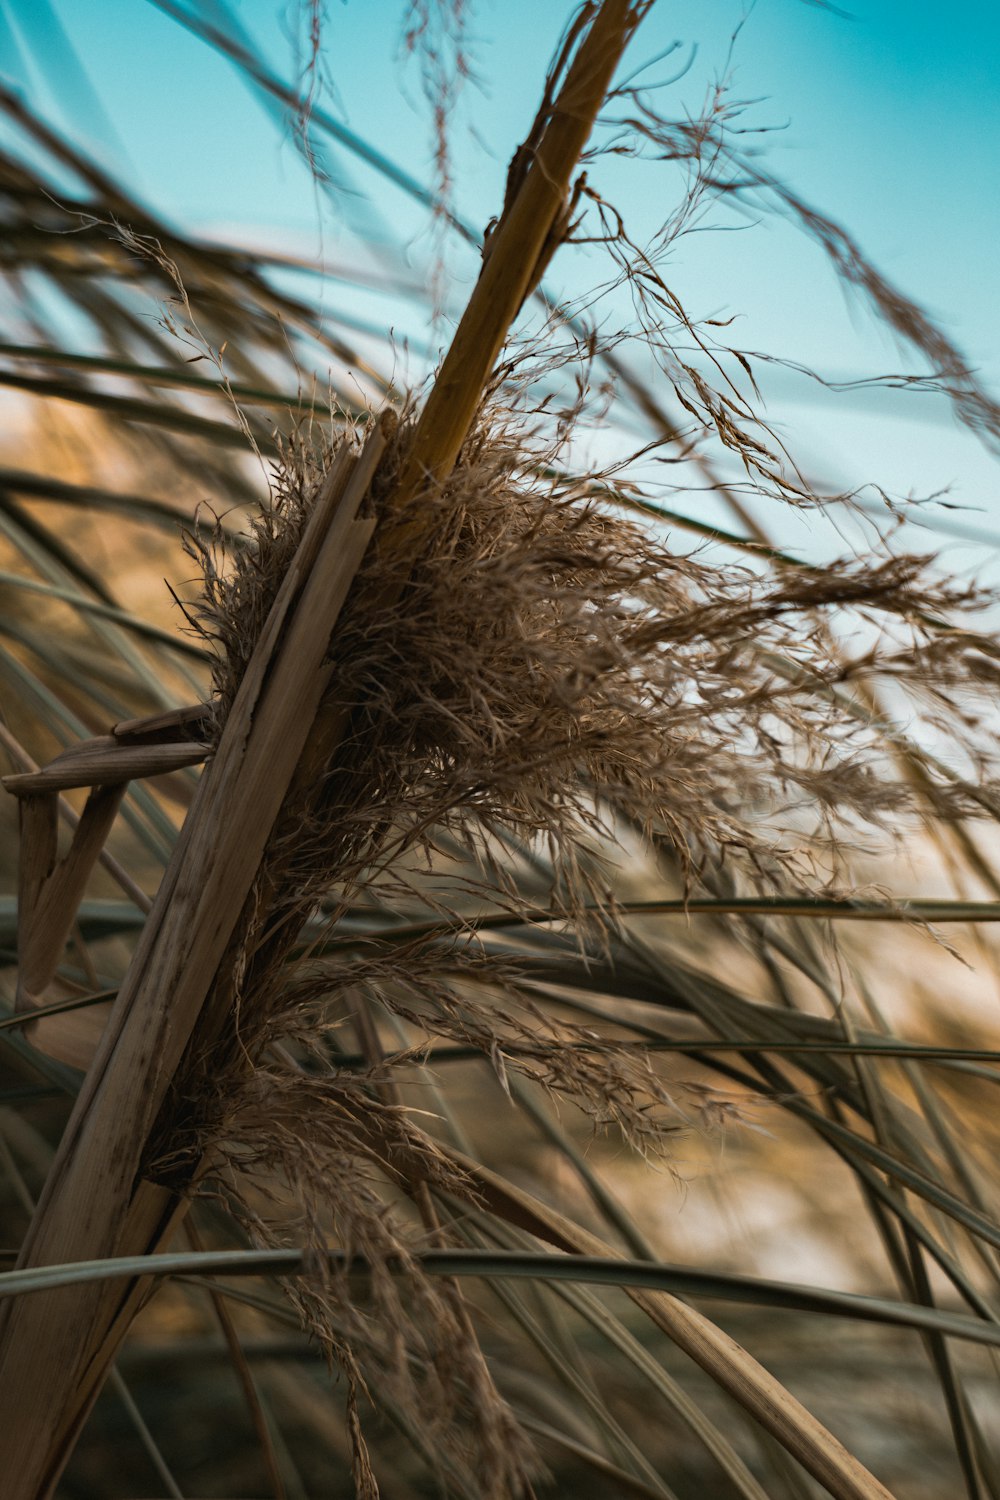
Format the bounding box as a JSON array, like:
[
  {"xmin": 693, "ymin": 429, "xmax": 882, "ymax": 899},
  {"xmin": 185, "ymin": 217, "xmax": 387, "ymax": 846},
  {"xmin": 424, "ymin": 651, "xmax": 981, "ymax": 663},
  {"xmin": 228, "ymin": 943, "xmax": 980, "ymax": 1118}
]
[
  {"xmin": 0, "ymin": 432, "xmax": 383, "ymax": 1495},
  {"xmin": 0, "ymin": 7, "xmax": 647, "ymax": 1496}
]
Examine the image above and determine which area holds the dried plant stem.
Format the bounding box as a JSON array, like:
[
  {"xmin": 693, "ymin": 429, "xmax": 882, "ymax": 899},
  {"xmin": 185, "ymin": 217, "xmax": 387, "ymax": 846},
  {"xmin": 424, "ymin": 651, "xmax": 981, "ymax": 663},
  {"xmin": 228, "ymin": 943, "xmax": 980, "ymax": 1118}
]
[
  {"xmin": 392, "ymin": 0, "xmax": 644, "ymax": 510},
  {"xmin": 0, "ymin": 8, "xmax": 650, "ymax": 1494},
  {"xmin": 0, "ymin": 721, "xmax": 151, "ymax": 912},
  {"xmin": 0, "ymin": 430, "xmax": 383, "ymax": 1496}
]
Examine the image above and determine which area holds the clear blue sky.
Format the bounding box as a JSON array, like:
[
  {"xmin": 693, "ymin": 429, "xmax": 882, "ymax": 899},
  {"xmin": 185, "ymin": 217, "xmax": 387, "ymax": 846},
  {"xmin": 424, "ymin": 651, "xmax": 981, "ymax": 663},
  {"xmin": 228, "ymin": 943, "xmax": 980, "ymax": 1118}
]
[{"xmin": 4, "ymin": 0, "xmax": 1000, "ymax": 564}]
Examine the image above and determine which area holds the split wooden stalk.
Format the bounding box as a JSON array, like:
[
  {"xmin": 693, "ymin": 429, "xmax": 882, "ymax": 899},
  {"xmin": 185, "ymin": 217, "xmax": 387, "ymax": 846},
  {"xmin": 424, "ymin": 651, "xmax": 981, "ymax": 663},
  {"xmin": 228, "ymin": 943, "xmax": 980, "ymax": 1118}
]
[
  {"xmin": 0, "ymin": 721, "xmax": 154, "ymax": 915},
  {"xmin": 0, "ymin": 7, "xmax": 646, "ymax": 1495},
  {"xmin": 0, "ymin": 434, "xmax": 382, "ymax": 1494},
  {"xmin": 14, "ymin": 784, "xmax": 125, "ymax": 1068}
]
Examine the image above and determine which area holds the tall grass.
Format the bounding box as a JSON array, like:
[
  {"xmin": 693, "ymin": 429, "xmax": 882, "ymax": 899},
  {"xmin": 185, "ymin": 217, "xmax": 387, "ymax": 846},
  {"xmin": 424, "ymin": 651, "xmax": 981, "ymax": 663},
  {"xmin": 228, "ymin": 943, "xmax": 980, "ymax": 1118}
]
[{"xmin": 2, "ymin": 3, "xmax": 1000, "ymax": 1498}]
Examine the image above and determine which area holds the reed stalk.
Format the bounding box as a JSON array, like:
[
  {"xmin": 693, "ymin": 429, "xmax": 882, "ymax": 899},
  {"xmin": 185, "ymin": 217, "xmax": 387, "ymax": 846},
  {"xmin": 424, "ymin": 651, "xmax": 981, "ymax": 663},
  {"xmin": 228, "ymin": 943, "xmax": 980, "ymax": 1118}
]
[{"xmin": 0, "ymin": 5, "xmax": 649, "ymax": 1494}]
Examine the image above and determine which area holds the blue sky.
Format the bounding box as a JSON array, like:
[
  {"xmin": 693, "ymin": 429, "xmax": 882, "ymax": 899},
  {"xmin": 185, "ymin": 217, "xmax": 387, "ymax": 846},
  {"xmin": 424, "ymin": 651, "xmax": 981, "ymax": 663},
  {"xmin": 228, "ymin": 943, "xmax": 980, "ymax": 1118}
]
[{"xmin": 4, "ymin": 0, "xmax": 1000, "ymax": 564}]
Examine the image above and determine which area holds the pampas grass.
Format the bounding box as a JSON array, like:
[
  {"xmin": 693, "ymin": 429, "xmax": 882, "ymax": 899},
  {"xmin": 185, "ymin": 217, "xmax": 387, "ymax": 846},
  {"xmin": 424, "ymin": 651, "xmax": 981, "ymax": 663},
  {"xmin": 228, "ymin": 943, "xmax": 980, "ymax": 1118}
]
[{"xmin": 3, "ymin": 4, "xmax": 1000, "ymax": 1498}]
